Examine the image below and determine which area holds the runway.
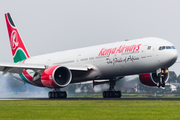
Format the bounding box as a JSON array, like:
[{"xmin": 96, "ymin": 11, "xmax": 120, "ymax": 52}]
[{"xmin": 1, "ymin": 98, "xmax": 180, "ymax": 100}]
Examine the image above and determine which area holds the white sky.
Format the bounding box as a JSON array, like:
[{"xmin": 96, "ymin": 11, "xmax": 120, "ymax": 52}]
[{"xmin": 0, "ymin": 0, "xmax": 180, "ymax": 74}]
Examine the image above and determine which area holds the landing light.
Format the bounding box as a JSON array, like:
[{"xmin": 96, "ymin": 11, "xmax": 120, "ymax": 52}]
[{"xmin": 88, "ymin": 67, "xmax": 93, "ymax": 70}]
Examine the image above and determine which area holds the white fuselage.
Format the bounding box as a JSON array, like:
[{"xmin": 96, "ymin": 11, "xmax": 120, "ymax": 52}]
[{"xmin": 21, "ymin": 37, "xmax": 177, "ymax": 84}]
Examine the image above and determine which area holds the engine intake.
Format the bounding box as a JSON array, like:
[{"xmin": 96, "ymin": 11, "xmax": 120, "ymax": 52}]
[
  {"xmin": 41, "ymin": 65, "xmax": 72, "ymax": 88},
  {"xmin": 139, "ymin": 72, "xmax": 169, "ymax": 87}
]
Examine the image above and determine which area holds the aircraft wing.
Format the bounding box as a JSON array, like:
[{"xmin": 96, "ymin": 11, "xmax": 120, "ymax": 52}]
[
  {"xmin": 0, "ymin": 63, "xmax": 89, "ymax": 75},
  {"xmin": 0, "ymin": 63, "xmax": 46, "ymax": 75}
]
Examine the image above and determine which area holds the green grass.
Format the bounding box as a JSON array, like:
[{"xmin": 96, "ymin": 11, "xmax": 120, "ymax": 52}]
[
  {"xmin": 68, "ymin": 93, "xmax": 180, "ymax": 98},
  {"xmin": 0, "ymin": 100, "xmax": 180, "ymax": 120}
]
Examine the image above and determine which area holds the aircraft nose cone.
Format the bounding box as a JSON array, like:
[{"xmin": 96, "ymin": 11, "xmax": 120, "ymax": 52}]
[{"xmin": 165, "ymin": 49, "xmax": 178, "ymax": 67}]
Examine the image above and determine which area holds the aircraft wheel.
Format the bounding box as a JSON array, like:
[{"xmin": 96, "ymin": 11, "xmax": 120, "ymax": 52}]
[
  {"xmin": 103, "ymin": 91, "xmax": 122, "ymax": 98},
  {"xmin": 118, "ymin": 91, "xmax": 121, "ymax": 98},
  {"xmin": 63, "ymin": 92, "xmax": 67, "ymax": 98},
  {"xmin": 106, "ymin": 91, "xmax": 109, "ymax": 98},
  {"xmin": 103, "ymin": 91, "xmax": 106, "ymax": 98},
  {"xmin": 113, "ymin": 91, "xmax": 118, "ymax": 98},
  {"xmin": 62, "ymin": 91, "xmax": 65, "ymax": 98},
  {"xmin": 109, "ymin": 91, "xmax": 113, "ymax": 98},
  {"xmin": 162, "ymin": 81, "xmax": 165, "ymax": 87},
  {"xmin": 55, "ymin": 92, "xmax": 58, "ymax": 98},
  {"xmin": 48, "ymin": 91, "xmax": 67, "ymax": 99},
  {"xmin": 102, "ymin": 91, "xmax": 122, "ymax": 98},
  {"xmin": 48, "ymin": 92, "xmax": 52, "ymax": 98},
  {"xmin": 58, "ymin": 92, "xmax": 62, "ymax": 98},
  {"xmin": 157, "ymin": 82, "xmax": 160, "ymax": 87},
  {"xmin": 52, "ymin": 92, "xmax": 55, "ymax": 98}
]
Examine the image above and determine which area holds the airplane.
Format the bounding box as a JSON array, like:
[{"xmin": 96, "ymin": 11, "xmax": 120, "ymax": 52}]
[{"xmin": 1, "ymin": 13, "xmax": 178, "ymax": 98}]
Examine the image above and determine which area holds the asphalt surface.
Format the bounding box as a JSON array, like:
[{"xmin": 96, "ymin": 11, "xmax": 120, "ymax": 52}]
[{"xmin": 1, "ymin": 98, "xmax": 180, "ymax": 100}]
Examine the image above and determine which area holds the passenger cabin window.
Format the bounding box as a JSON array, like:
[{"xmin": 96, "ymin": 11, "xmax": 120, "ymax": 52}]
[{"xmin": 159, "ymin": 46, "xmax": 175, "ymax": 50}]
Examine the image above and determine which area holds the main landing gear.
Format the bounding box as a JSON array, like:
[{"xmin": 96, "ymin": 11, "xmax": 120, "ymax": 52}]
[
  {"xmin": 102, "ymin": 80, "xmax": 121, "ymax": 98},
  {"xmin": 48, "ymin": 89, "xmax": 67, "ymax": 98},
  {"xmin": 103, "ymin": 91, "xmax": 121, "ymax": 98}
]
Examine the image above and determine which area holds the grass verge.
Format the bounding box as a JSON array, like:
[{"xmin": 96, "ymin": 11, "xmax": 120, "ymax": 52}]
[{"xmin": 0, "ymin": 100, "xmax": 180, "ymax": 120}]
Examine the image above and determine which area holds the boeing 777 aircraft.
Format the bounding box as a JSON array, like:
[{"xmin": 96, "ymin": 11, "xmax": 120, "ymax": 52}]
[{"xmin": 1, "ymin": 13, "xmax": 178, "ymax": 98}]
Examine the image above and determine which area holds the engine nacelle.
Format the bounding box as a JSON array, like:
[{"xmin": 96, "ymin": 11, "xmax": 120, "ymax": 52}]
[
  {"xmin": 41, "ymin": 65, "xmax": 72, "ymax": 88},
  {"xmin": 139, "ymin": 72, "xmax": 169, "ymax": 87}
]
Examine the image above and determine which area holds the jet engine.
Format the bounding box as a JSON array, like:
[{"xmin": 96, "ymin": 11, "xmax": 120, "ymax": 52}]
[
  {"xmin": 41, "ymin": 65, "xmax": 72, "ymax": 88},
  {"xmin": 139, "ymin": 72, "xmax": 169, "ymax": 87}
]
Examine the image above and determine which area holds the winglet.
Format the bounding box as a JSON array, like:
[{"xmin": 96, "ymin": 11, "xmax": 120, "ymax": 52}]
[{"xmin": 5, "ymin": 13, "xmax": 30, "ymax": 63}]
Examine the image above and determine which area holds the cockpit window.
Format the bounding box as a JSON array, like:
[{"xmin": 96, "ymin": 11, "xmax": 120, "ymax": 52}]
[
  {"xmin": 162, "ymin": 46, "xmax": 165, "ymax": 50},
  {"xmin": 172, "ymin": 46, "xmax": 175, "ymax": 49},
  {"xmin": 166, "ymin": 46, "xmax": 171, "ymax": 49},
  {"xmin": 159, "ymin": 46, "xmax": 162, "ymax": 50},
  {"xmin": 159, "ymin": 46, "xmax": 175, "ymax": 50}
]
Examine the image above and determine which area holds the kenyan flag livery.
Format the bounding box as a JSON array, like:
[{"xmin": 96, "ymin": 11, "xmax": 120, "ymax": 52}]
[{"xmin": 5, "ymin": 13, "xmax": 30, "ymax": 63}]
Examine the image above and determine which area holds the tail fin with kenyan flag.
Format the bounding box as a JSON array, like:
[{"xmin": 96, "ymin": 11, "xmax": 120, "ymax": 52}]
[{"xmin": 5, "ymin": 13, "xmax": 30, "ymax": 63}]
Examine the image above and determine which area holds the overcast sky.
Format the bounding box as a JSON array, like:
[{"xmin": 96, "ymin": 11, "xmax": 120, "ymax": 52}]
[{"xmin": 0, "ymin": 0, "xmax": 180, "ymax": 74}]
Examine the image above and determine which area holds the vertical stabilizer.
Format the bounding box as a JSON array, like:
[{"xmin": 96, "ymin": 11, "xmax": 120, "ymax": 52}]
[{"xmin": 5, "ymin": 13, "xmax": 30, "ymax": 63}]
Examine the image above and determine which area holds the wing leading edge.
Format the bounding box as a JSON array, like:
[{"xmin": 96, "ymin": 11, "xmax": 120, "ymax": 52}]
[{"xmin": 0, "ymin": 63, "xmax": 89, "ymax": 75}]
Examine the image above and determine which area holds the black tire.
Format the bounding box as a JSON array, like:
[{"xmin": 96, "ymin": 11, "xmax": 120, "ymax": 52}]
[
  {"xmin": 55, "ymin": 92, "xmax": 58, "ymax": 98},
  {"xmin": 114, "ymin": 91, "xmax": 118, "ymax": 98},
  {"xmin": 162, "ymin": 81, "xmax": 165, "ymax": 87},
  {"xmin": 48, "ymin": 92, "xmax": 52, "ymax": 98},
  {"xmin": 64, "ymin": 92, "xmax": 67, "ymax": 98},
  {"xmin": 103, "ymin": 91, "xmax": 106, "ymax": 98},
  {"xmin": 106, "ymin": 91, "xmax": 109, "ymax": 98},
  {"xmin": 118, "ymin": 91, "xmax": 121, "ymax": 98},
  {"xmin": 57, "ymin": 91, "xmax": 67, "ymax": 98},
  {"xmin": 59, "ymin": 92, "xmax": 62, "ymax": 98},
  {"xmin": 52, "ymin": 92, "xmax": 55, "ymax": 98},
  {"xmin": 111, "ymin": 91, "xmax": 113, "ymax": 98},
  {"xmin": 107, "ymin": 91, "xmax": 111, "ymax": 98},
  {"xmin": 56, "ymin": 92, "xmax": 59, "ymax": 98},
  {"xmin": 157, "ymin": 82, "xmax": 160, "ymax": 87},
  {"xmin": 62, "ymin": 92, "xmax": 65, "ymax": 98}
]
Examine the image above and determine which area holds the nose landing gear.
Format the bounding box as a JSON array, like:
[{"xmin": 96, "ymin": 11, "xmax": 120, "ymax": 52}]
[{"xmin": 156, "ymin": 68, "xmax": 168, "ymax": 87}]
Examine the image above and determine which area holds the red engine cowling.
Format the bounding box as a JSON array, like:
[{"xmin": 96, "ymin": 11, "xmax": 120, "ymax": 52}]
[
  {"xmin": 139, "ymin": 72, "xmax": 169, "ymax": 86},
  {"xmin": 41, "ymin": 65, "xmax": 72, "ymax": 88}
]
